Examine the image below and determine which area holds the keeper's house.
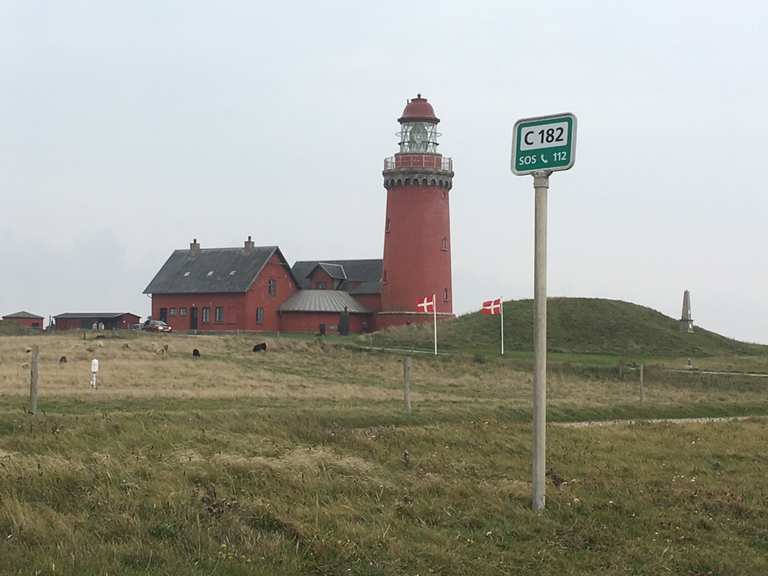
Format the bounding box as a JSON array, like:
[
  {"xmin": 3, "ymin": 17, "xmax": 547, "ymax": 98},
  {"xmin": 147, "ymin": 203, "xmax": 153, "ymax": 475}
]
[
  {"xmin": 144, "ymin": 238, "xmax": 382, "ymax": 334},
  {"xmin": 1, "ymin": 311, "xmax": 44, "ymax": 330}
]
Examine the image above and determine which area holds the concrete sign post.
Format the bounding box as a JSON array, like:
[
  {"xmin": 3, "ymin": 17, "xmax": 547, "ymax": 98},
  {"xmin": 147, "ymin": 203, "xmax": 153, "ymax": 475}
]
[{"xmin": 511, "ymin": 112, "xmax": 577, "ymax": 511}]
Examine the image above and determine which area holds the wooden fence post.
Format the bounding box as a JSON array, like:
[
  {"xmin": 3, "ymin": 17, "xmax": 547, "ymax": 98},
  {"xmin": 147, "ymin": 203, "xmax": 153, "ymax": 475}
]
[
  {"xmin": 403, "ymin": 356, "xmax": 412, "ymax": 415},
  {"xmin": 639, "ymin": 363, "xmax": 645, "ymax": 402},
  {"xmin": 29, "ymin": 345, "xmax": 39, "ymax": 414}
]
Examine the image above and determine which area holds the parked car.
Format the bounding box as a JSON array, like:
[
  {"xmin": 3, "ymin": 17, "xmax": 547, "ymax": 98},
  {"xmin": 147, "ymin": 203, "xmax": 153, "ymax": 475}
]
[{"xmin": 143, "ymin": 320, "xmax": 172, "ymax": 333}]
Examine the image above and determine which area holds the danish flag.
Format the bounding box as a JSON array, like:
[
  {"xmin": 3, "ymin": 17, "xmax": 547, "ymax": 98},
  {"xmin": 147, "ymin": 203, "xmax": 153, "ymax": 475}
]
[
  {"xmin": 481, "ymin": 298, "xmax": 502, "ymax": 315},
  {"xmin": 417, "ymin": 295, "xmax": 435, "ymax": 313}
]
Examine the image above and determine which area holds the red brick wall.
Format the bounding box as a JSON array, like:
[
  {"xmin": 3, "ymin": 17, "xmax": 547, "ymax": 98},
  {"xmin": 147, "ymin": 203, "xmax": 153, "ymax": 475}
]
[
  {"xmin": 243, "ymin": 254, "xmax": 298, "ymax": 331},
  {"xmin": 54, "ymin": 314, "xmax": 139, "ymax": 330},
  {"xmin": 54, "ymin": 318, "xmax": 84, "ymax": 330},
  {"xmin": 279, "ymin": 312, "xmax": 370, "ymax": 334},
  {"xmin": 118, "ymin": 314, "xmax": 141, "ymax": 328},
  {"xmin": 381, "ymin": 182, "xmax": 452, "ymax": 315},
  {"xmin": 153, "ymin": 292, "xmax": 241, "ymax": 331},
  {"xmin": 353, "ymin": 293, "xmax": 382, "ymax": 313},
  {"xmin": 308, "ymin": 269, "xmax": 335, "ymax": 289},
  {"xmin": 3, "ymin": 317, "xmax": 43, "ymax": 330},
  {"xmin": 151, "ymin": 254, "xmax": 298, "ymax": 332}
]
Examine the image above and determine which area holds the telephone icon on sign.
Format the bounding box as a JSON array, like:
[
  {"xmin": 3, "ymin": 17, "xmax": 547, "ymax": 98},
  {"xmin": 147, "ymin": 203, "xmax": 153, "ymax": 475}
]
[{"xmin": 540, "ymin": 154, "xmax": 549, "ymax": 164}]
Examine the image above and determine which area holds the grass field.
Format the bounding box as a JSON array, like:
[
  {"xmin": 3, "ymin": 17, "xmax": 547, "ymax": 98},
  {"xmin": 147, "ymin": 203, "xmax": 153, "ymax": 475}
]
[{"xmin": 1, "ymin": 330, "xmax": 767, "ymax": 575}]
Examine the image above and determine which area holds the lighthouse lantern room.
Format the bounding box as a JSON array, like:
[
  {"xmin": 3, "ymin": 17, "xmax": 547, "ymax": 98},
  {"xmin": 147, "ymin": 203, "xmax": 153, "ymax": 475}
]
[{"xmin": 379, "ymin": 95, "xmax": 454, "ymax": 328}]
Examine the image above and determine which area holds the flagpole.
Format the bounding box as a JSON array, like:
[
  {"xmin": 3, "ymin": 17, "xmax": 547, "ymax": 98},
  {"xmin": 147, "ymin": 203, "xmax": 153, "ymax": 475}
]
[
  {"xmin": 500, "ymin": 298, "xmax": 504, "ymax": 356},
  {"xmin": 433, "ymin": 293, "xmax": 437, "ymax": 356}
]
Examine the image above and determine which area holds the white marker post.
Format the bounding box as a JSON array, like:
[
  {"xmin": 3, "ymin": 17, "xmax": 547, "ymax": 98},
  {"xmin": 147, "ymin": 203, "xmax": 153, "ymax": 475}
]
[
  {"xmin": 90, "ymin": 358, "xmax": 99, "ymax": 390},
  {"xmin": 512, "ymin": 112, "xmax": 577, "ymax": 511}
]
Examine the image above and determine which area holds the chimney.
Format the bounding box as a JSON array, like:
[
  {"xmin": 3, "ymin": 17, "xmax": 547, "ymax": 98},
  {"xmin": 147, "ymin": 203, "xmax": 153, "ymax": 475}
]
[
  {"xmin": 244, "ymin": 235, "xmax": 255, "ymax": 254},
  {"xmin": 190, "ymin": 238, "xmax": 200, "ymax": 257}
]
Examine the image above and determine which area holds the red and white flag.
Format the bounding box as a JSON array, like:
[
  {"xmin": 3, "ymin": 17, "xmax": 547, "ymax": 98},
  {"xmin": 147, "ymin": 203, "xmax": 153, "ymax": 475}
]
[
  {"xmin": 481, "ymin": 298, "xmax": 502, "ymax": 315},
  {"xmin": 417, "ymin": 295, "xmax": 435, "ymax": 313}
]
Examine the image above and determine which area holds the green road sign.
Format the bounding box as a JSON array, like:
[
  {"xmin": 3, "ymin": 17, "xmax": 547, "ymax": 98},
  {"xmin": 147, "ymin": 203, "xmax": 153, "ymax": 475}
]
[{"xmin": 511, "ymin": 113, "xmax": 577, "ymax": 175}]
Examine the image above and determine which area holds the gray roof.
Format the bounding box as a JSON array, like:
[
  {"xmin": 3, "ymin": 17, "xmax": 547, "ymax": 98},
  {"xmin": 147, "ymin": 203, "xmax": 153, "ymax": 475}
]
[
  {"xmin": 2, "ymin": 311, "xmax": 43, "ymax": 319},
  {"xmin": 346, "ymin": 281, "xmax": 382, "ymax": 295},
  {"xmin": 309, "ymin": 262, "xmax": 347, "ymax": 280},
  {"xmin": 279, "ymin": 290, "xmax": 370, "ymax": 314},
  {"xmin": 292, "ymin": 259, "xmax": 382, "ymax": 293},
  {"xmin": 54, "ymin": 312, "xmax": 139, "ymax": 319},
  {"xmin": 144, "ymin": 246, "xmax": 294, "ymax": 294}
]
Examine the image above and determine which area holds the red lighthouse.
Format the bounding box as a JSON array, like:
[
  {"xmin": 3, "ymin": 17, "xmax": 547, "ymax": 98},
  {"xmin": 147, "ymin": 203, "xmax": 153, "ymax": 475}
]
[{"xmin": 378, "ymin": 95, "xmax": 454, "ymax": 328}]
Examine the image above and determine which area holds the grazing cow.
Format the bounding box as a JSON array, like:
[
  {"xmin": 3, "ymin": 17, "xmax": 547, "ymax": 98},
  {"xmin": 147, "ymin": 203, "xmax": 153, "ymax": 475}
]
[
  {"xmin": 252, "ymin": 342, "xmax": 268, "ymax": 352},
  {"xmin": 192, "ymin": 348, "xmax": 201, "ymax": 359},
  {"xmin": 58, "ymin": 356, "xmax": 67, "ymax": 365}
]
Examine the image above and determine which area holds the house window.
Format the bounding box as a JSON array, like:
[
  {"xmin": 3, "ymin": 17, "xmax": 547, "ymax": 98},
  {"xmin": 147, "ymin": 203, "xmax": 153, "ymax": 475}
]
[
  {"xmin": 169, "ymin": 307, "xmax": 177, "ymax": 316},
  {"xmin": 215, "ymin": 306, "xmax": 224, "ymax": 322},
  {"xmin": 202, "ymin": 307, "xmax": 210, "ymax": 323},
  {"xmin": 443, "ymin": 288, "xmax": 449, "ymax": 302},
  {"xmin": 256, "ymin": 307, "xmax": 264, "ymax": 324},
  {"xmin": 441, "ymin": 237, "xmax": 449, "ymax": 251},
  {"xmin": 268, "ymin": 279, "xmax": 277, "ymax": 297},
  {"xmin": 179, "ymin": 307, "xmax": 188, "ymax": 316},
  {"xmin": 317, "ymin": 282, "xmax": 326, "ymax": 290}
]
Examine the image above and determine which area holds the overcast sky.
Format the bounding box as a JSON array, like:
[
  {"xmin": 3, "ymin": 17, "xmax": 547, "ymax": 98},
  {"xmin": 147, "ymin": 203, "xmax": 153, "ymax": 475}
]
[{"xmin": 2, "ymin": 1, "xmax": 767, "ymax": 343}]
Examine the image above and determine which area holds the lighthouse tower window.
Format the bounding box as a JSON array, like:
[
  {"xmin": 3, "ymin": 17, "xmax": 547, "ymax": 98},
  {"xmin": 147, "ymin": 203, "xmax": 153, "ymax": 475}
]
[
  {"xmin": 441, "ymin": 237, "xmax": 448, "ymax": 251},
  {"xmin": 443, "ymin": 288, "xmax": 449, "ymax": 302}
]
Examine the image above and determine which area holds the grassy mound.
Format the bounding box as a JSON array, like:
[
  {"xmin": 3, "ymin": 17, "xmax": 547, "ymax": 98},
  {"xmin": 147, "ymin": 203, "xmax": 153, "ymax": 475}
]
[{"xmin": 370, "ymin": 298, "xmax": 766, "ymax": 358}]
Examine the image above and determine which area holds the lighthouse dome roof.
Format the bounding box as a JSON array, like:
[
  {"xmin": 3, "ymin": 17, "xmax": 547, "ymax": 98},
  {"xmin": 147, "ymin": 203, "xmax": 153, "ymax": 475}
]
[{"xmin": 398, "ymin": 94, "xmax": 440, "ymax": 124}]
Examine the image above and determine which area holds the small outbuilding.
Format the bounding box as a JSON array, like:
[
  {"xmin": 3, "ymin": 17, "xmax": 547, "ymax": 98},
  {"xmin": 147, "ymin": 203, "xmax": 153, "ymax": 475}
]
[
  {"xmin": 279, "ymin": 290, "xmax": 371, "ymax": 334},
  {"xmin": 1, "ymin": 311, "xmax": 44, "ymax": 330},
  {"xmin": 54, "ymin": 312, "xmax": 140, "ymax": 330}
]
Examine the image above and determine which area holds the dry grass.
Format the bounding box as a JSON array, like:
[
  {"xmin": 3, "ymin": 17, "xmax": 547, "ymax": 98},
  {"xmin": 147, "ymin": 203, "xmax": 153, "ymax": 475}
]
[
  {"xmin": 1, "ymin": 332, "xmax": 767, "ymax": 574},
  {"xmin": 2, "ymin": 332, "xmax": 766, "ymax": 415}
]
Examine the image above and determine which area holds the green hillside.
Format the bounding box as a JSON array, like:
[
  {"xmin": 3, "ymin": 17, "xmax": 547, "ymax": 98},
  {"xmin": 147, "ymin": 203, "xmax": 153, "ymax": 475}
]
[{"xmin": 370, "ymin": 298, "xmax": 766, "ymax": 358}]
